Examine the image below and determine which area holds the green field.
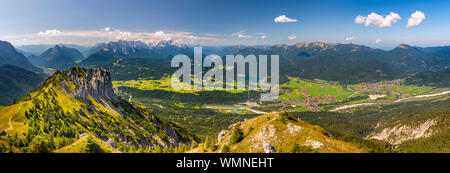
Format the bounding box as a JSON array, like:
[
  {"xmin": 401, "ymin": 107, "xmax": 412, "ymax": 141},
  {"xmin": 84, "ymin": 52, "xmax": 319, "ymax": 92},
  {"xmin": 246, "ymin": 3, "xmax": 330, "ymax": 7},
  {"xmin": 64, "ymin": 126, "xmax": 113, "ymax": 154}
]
[
  {"xmin": 112, "ymin": 76, "xmax": 247, "ymax": 94},
  {"xmin": 390, "ymin": 85, "xmax": 434, "ymax": 95},
  {"xmin": 279, "ymin": 77, "xmax": 354, "ymax": 101},
  {"xmin": 348, "ymin": 80, "xmax": 434, "ymax": 96}
]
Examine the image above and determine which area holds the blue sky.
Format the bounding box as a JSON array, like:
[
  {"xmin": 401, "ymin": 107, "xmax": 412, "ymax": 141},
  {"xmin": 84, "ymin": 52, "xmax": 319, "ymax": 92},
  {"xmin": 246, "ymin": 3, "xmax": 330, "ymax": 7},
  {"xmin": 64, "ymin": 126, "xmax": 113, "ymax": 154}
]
[{"xmin": 0, "ymin": 0, "xmax": 449, "ymax": 48}]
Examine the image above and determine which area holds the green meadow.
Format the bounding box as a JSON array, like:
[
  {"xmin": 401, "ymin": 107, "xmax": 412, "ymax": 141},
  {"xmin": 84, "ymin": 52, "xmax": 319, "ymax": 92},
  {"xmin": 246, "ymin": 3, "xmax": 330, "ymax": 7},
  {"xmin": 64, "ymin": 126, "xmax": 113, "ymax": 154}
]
[{"xmin": 279, "ymin": 77, "xmax": 354, "ymax": 101}]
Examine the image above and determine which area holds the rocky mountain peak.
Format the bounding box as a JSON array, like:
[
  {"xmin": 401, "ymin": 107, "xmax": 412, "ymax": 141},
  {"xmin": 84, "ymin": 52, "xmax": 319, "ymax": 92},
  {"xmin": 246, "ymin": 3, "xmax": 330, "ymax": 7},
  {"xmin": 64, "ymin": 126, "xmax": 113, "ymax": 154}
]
[
  {"xmin": 295, "ymin": 42, "xmax": 306, "ymax": 48},
  {"xmin": 396, "ymin": 44, "xmax": 414, "ymax": 49},
  {"xmin": 65, "ymin": 67, "xmax": 116, "ymax": 101},
  {"xmin": 307, "ymin": 41, "xmax": 328, "ymax": 49}
]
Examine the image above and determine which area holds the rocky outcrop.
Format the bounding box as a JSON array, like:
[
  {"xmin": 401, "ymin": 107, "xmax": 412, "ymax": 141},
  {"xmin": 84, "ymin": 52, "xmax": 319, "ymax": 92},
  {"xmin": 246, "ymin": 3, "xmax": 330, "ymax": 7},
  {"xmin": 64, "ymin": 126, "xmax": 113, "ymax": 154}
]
[
  {"xmin": 368, "ymin": 119, "xmax": 437, "ymax": 145},
  {"xmin": 305, "ymin": 140, "xmax": 325, "ymax": 149},
  {"xmin": 66, "ymin": 67, "xmax": 117, "ymax": 101},
  {"xmin": 163, "ymin": 125, "xmax": 181, "ymax": 146},
  {"xmin": 262, "ymin": 142, "xmax": 276, "ymax": 153},
  {"xmin": 217, "ymin": 130, "xmax": 228, "ymax": 144},
  {"xmin": 287, "ymin": 123, "xmax": 303, "ymax": 134}
]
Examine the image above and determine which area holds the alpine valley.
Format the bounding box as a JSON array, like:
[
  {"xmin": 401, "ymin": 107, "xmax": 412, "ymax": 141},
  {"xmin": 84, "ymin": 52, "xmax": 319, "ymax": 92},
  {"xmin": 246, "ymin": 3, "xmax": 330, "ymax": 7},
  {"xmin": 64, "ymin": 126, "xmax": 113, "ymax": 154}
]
[{"xmin": 0, "ymin": 39, "xmax": 448, "ymax": 153}]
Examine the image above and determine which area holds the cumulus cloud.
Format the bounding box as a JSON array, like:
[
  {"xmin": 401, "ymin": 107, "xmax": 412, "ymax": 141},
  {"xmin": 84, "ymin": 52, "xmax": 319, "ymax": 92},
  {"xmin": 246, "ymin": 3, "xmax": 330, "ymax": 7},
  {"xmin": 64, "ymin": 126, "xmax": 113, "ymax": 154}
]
[
  {"xmin": 376, "ymin": 39, "xmax": 382, "ymax": 44},
  {"xmin": 288, "ymin": 35, "xmax": 296, "ymax": 40},
  {"xmin": 104, "ymin": 27, "xmax": 111, "ymax": 31},
  {"xmin": 345, "ymin": 37, "xmax": 355, "ymax": 41},
  {"xmin": 274, "ymin": 15, "xmax": 297, "ymax": 23},
  {"xmin": 39, "ymin": 29, "xmax": 62, "ymax": 36},
  {"xmin": 355, "ymin": 12, "xmax": 401, "ymax": 28},
  {"xmin": 407, "ymin": 11, "xmax": 425, "ymax": 28},
  {"xmin": 354, "ymin": 16, "xmax": 366, "ymax": 24}
]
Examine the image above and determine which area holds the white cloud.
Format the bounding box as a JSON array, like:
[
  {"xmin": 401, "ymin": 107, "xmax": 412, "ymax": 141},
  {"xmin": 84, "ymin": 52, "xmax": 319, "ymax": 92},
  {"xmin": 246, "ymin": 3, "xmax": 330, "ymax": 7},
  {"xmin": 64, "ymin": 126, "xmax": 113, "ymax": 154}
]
[
  {"xmin": 238, "ymin": 34, "xmax": 251, "ymax": 38},
  {"xmin": 345, "ymin": 37, "xmax": 355, "ymax": 41},
  {"xmin": 39, "ymin": 29, "xmax": 62, "ymax": 36},
  {"xmin": 354, "ymin": 16, "xmax": 366, "ymax": 24},
  {"xmin": 376, "ymin": 39, "xmax": 382, "ymax": 44},
  {"xmin": 407, "ymin": 11, "xmax": 425, "ymax": 28},
  {"xmin": 154, "ymin": 31, "xmax": 165, "ymax": 36},
  {"xmin": 274, "ymin": 15, "xmax": 298, "ymax": 23},
  {"xmin": 104, "ymin": 27, "xmax": 111, "ymax": 31},
  {"xmin": 355, "ymin": 12, "xmax": 401, "ymax": 28},
  {"xmin": 5, "ymin": 28, "xmax": 223, "ymax": 46},
  {"xmin": 255, "ymin": 33, "xmax": 266, "ymax": 39},
  {"xmin": 288, "ymin": 35, "xmax": 296, "ymax": 40},
  {"xmin": 231, "ymin": 31, "xmax": 252, "ymax": 38},
  {"xmin": 231, "ymin": 31, "xmax": 244, "ymax": 37}
]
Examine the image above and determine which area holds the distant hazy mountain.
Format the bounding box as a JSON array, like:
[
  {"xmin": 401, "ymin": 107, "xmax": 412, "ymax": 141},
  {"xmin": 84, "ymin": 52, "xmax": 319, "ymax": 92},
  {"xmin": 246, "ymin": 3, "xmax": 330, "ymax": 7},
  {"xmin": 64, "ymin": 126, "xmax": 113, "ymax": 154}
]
[
  {"xmin": 0, "ymin": 64, "xmax": 43, "ymax": 105},
  {"xmin": 419, "ymin": 46, "xmax": 450, "ymax": 59},
  {"xmin": 16, "ymin": 44, "xmax": 91, "ymax": 56},
  {"xmin": 385, "ymin": 44, "xmax": 448, "ymax": 73},
  {"xmin": 80, "ymin": 40, "xmax": 193, "ymax": 67},
  {"xmin": 0, "ymin": 40, "xmax": 42, "ymax": 73},
  {"xmin": 83, "ymin": 40, "xmax": 150, "ymax": 57},
  {"xmin": 15, "ymin": 49, "xmax": 35, "ymax": 57},
  {"xmin": 34, "ymin": 45, "xmax": 84, "ymax": 69},
  {"xmin": 148, "ymin": 40, "xmax": 193, "ymax": 58},
  {"xmin": 80, "ymin": 40, "xmax": 152, "ymax": 67}
]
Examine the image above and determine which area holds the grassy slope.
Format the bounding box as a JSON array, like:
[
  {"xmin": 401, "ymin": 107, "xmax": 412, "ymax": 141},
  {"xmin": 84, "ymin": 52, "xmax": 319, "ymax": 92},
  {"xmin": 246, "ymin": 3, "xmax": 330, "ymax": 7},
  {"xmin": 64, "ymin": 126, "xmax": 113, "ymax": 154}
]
[
  {"xmin": 194, "ymin": 112, "xmax": 362, "ymax": 153},
  {"xmin": 54, "ymin": 135, "xmax": 116, "ymax": 153}
]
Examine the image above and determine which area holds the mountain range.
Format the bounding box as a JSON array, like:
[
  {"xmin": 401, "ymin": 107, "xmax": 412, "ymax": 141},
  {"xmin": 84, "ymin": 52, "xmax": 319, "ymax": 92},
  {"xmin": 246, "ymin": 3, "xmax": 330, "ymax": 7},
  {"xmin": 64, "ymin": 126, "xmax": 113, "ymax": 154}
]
[
  {"xmin": 11, "ymin": 40, "xmax": 450, "ymax": 84},
  {"xmin": 236, "ymin": 42, "xmax": 449, "ymax": 84},
  {"xmin": 80, "ymin": 40, "xmax": 193, "ymax": 67}
]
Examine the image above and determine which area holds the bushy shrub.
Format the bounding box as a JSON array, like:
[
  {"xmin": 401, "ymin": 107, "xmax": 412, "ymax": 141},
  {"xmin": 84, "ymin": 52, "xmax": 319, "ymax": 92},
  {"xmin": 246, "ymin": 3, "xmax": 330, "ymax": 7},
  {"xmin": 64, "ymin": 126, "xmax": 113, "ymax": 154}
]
[
  {"xmin": 221, "ymin": 145, "xmax": 230, "ymax": 153},
  {"xmin": 280, "ymin": 111, "xmax": 298, "ymax": 122},
  {"xmin": 28, "ymin": 136, "xmax": 51, "ymax": 153},
  {"xmin": 229, "ymin": 127, "xmax": 244, "ymax": 144},
  {"xmin": 81, "ymin": 135, "xmax": 102, "ymax": 153},
  {"xmin": 289, "ymin": 144, "xmax": 318, "ymax": 153}
]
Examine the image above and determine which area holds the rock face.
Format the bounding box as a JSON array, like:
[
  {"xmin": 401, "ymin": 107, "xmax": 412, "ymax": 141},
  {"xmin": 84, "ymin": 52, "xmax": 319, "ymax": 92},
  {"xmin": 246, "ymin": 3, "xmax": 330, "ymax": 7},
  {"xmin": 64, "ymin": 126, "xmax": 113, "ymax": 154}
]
[
  {"xmin": 217, "ymin": 130, "xmax": 228, "ymax": 144},
  {"xmin": 163, "ymin": 125, "xmax": 181, "ymax": 146},
  {"xmin": 79, "ymin": 133, "xmax": 88, "ymax": 139},
  {"xmin": 305, "ymin": 140, "xmax": 325, "ymax": 149},
  {"xmin": 368, "ymin": 119, "xmax": 437, "ymax": 145},
  {"xmin": 66, "ymin": 67, "xmax": 117, "ymax": 101}
]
